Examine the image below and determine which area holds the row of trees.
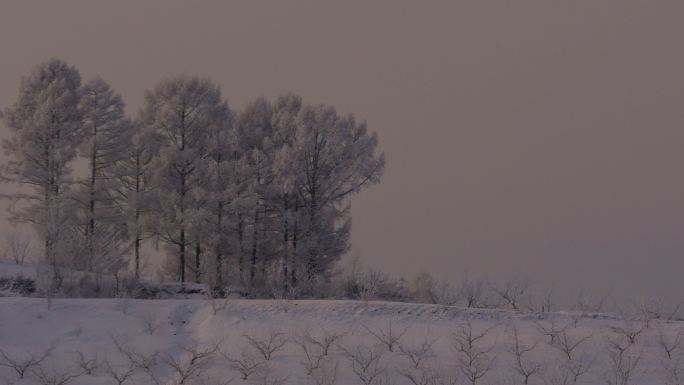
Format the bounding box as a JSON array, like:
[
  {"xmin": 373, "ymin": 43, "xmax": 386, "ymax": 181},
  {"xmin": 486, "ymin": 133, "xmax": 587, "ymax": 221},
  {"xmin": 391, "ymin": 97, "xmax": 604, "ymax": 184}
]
[
  {"xmin": 0, "ymin": 59, "xmax": 385, "ymax": 294},
  {"xmin": 1, "ymin": 313, "xmax": 680, "ymax": 385}
]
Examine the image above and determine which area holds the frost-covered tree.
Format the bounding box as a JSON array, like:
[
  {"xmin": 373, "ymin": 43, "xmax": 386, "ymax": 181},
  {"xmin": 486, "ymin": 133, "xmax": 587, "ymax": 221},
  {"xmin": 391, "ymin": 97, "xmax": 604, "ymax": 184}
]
[
  {"xmin": 141, "ymin": 75, "xmax": 229, "ymax": 282},
  {"xmin": 268, "ymin": 94, "xmax": 303, "ymax": 290},
  {"xmin": 224, "ymin": 95, "xmax": 385, "ymax": 292},
  {"xmin": 75, "ymin": 77, "xmax": 132, "ymax": 273},
  {"xmin": 293, "ymin": 104, "xmax": 385, "ymax": 283},
  {"xmin": 0, "ymin": 59, "xmax": 83, "ymax": 282},
  {"xmin": 200, "ymin": 108, "xmax": 237, "ymax": 288},
  {"xmin": 113, "ymin": 121, "xmax": 159, "ymax": 280},
  {"xmin": 235, "ymin": 97, "xmax": 276, "ymax": 287}
]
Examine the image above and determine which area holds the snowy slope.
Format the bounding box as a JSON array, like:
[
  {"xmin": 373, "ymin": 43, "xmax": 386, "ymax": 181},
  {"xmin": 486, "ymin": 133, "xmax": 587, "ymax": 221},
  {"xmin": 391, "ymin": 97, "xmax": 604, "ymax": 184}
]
[{"xmin": 0, "ymin": 297, "xmax": 679, "ymax": 385}]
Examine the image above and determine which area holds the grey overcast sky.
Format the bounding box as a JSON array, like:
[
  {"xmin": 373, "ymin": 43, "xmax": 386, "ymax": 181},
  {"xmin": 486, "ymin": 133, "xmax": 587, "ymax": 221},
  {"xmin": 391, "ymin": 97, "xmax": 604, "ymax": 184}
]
[{"xmin": 1, "ymin": 1, "xmax": 684, "ymax": 302}]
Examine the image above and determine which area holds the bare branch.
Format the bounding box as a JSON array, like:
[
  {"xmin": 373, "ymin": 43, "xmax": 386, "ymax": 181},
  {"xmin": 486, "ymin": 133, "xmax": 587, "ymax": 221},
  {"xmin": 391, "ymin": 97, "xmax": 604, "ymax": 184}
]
[
  {"xmin": 340, "ymin": 344, "xmax": 386, "ymax": 385},
  {"xmin": 0, "ymin": 344, "xmax": 55, "ymax": 379},
  {"xmin": 243, "ymin": 329, "xmax": 288, "ymax": 361},
  {"xmin": 362, "ymin": 319, "xmax": 409, "ymax": 352}
]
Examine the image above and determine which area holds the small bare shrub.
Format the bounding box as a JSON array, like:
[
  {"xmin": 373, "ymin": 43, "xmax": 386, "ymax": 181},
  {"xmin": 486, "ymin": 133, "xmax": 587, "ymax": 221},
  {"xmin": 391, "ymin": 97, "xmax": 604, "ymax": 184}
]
[
  {"xmin": 452, "ymin": 320, "xmax": 496, "ymax": 385},
  {"xmin": 398, "ymin": 337, "xmax": 437, "ymax": 369},
  {"xmin": 207, "ymin": 291, "xmax": 230, "ymax": 315},
  {"xmin": 341, "ymin": 344, "xmax": 386, "ymax": 385},
  {"xmin": 506, "ymin": 324, "xmax": 544, "ymax": 385},
  {"xmin": 221, "ymin": 347, "xmax": 265, "ymax": 380},
  {"xmin": 32, "ymin": 364, "xmax": 82, "ymax": 385},
  {"xmin": 160, "ymin": 341, "xmax": 219, "ymax": 385},
  {"xmin": 659, "ymin": 327, "xmax": 684, "ymax": 360},
  {"xmin": 363, "ymin": 319, "xmax": 409, "ymax": 352},
  {"xmin": 396, "ymin": 365, "xmax": 439, "ymax": 385},
  {"xmin": 602, "ymin": 328, "xmax": 643, "ymax": 385},
  {"xmin": 0, "ymin": 345, "xmax": 55, "ymax": 379},
  {"xmin": 549, "ymin": 328, "xmax": 594, "ymax": 382},
  {"xmin": 457, "ymin": 274, "xmax": 488, "ymax": 308},
  {"xmin": 243, "ymin": 329, "xmax": 288, "ymax": 361},
  {"xmin": 111, "ymin": 336, "xmax": 159, "ymax": 383},
  {"xmin": 294, "ymin": 328, "xmax": 344, "ymax": 375},
  {"xmin": 3, "ymin": 232, "xmax": 31, "ymax": 265},
  {"xmin": 308, "ymin": 359, "xmax": 339, "ymax": 385},
  {"xmin": 533, "ymin": 319, "xmax": 568, "ymax": 345},
  {"xmin": 103, "ymin": 359, "xmax": 137, "ymax": 385},
  {"xmin": 658, "ymin": 327, "xmax": 684, "ymax": 385},
  {"xmin": 74, "ymin": 350, "xmax": 101, "ymax": 375},
  {"xmin": 489, "ymin": 276, "xmax": 531, "ymax": 311}
]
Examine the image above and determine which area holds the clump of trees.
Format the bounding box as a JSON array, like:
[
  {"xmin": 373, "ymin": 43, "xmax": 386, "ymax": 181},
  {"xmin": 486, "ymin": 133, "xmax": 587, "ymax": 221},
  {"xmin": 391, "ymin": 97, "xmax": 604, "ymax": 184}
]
[{"xmin": 0, "ymin": 59, "xmax": 385, "ymax": 296}]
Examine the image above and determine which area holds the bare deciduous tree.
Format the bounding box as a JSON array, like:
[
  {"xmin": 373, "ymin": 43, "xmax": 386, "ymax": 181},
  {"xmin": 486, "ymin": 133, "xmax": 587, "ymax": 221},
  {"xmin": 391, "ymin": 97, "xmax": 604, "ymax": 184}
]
[
  {"xmin": 634, "ymin": 297, "xmax": 683, "ymax": 327},
  {"xmin": 451, "ymin": 320, "xmax": 496, "ymax": 385},
  {"xmin": 103, "ymin": 359, "xmax": 137, "ymax": 385},
  {"xmin": 294, "ymin": 328, "xmax": 345, "ymax": 375},
  {"xmin": 362, "ymin": 319, "xmax": 409, "ymax": 352},
  {"xmin": 602, "ymin": 328, "xmax": 643, "ymax": 385},
  {"xmin": 221, "ymin": 347, "xmax": 265, "ymax": 380},
  {"xmin": 207, "ymin": 293, "xmax": 230, "ymax": 315},
  {"xmin": 341, "ymin": 344, "xmax": 386, "ymax": 385},
  {"xmin": 160, "ymin": 341, "xmax": 219, "ymax": 385},
  {"xmin": 74, "ymin": 351, "xmax": 101, "ymax": 375},
  {"xmin": 396, "ymin": 366, "xmax": 437, "ymax": 385},
  {"xmin": 489, "ymin": 276, "xmax": 531, "ymax": 311},
  {"xmin": 111, "ymin": 336, "xmax": 159, "ymax": 383},
  {"xmin": 658, "ymin": 327, "xmax": 684, "ymax": 385},
  {"xmin": 32, "ymin": 364, "xmax": 82, "ymax": 385},
  {"xmin": 243, "ymin": 329, "xmax": 288, "ymax": 361},
  {"xmin": 661, "ymin": 357, "xmax": 684, "ymax": 385},
  {"xmin": 576, "ymin": 291, "xmax": 609, "ymax": 314},
  {"xmin": 608, "ymin": 323, "xmax": 646, "ymax": 346},
  {"xmin": 308, "ymin": 359, "xmax": 339, "ymax": 385},
  {"xmin": 540, "ymin": 288, "xmax": 555, "ymax": 313},
  {"xmin": 659, "ymin": 328, "xmax": 684, "ymax": 360},
  {"xmin": 0, "ymin": 345, "xmax": 55, "ymax": 379},
  {"xmin": 506, "ymin": 324, "xmax": 544, "ymax": 385},
  {"xmin": 357, "ymin": 269, "xmax": 384, "ymax": 302},
  {"xmin": 549, "ymin": 328, "xmax": 594, "ymax": 382},
  {"xmin": 398, "ymin": 337, "xmax": 437, "ymax": 369},
  {"xmin": 3, "ymin": 232, "xmax": 31, "ymax": 265},
  {"xmin": 457, "ymin": 274, "xmax": 487, "ymax": 308},
  {"xmin": 534, "ymin": 319, "xmax": 568, "ymax": 345}
]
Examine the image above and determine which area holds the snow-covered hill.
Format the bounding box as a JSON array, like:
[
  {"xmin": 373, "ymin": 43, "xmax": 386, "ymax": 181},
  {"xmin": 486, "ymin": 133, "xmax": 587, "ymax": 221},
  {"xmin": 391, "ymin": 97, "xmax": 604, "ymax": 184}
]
[{"xmin": 0, "ymin": 297, "xmax": 680, "ymax": 385}]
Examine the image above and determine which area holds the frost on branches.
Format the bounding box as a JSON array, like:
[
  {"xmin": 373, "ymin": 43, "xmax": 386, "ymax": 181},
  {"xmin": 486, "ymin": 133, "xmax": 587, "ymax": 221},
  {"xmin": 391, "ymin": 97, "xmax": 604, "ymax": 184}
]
[{"xmin": 0, "ymin": 60, "xmax": 385, "ymax": 296}]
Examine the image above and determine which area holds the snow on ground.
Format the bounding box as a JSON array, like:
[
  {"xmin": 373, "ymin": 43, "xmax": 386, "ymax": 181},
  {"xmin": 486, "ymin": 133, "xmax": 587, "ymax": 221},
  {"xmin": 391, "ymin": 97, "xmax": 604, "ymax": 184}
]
[
  {"xmin": 0, "ymin": 262, "xmax": 36, "ymax": 280},
  {"xmin": 0, "ymin": 297, "xmax": 680, "ymax": 385}
]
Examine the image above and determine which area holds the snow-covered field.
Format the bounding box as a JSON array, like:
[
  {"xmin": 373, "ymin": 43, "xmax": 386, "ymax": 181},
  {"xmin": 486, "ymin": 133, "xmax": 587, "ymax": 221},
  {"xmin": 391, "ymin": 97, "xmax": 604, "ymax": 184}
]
[{"xmin": 0, "ymin": 297, "xmax": 680, "ymax": 385}]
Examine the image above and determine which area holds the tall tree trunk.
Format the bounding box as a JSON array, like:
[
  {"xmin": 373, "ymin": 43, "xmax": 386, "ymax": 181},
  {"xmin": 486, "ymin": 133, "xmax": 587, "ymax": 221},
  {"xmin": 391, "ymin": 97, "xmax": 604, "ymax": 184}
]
[
  {"xmin": 282, "ymin": 194, "xmax": 289, "ymax": 291},
  {"xmin": 87, "ymin": 130, "xmax": 97, "ymax": 272},
  {"xmin": 238, "ymin": 213, "xmax": 244, "ymax": 283},
  {"xmin": 134, "ymin": 156, "xmax": 142, "ymax": 280},
  {"xmin": 195, "ymin": 241, "xmax": 202, "ymax": 283},
  {"xmin": 215, "ymin": 202, "xmax": 223, "ymax": 289},
  {"xmin": 250, "ymin": 209, "xmax": 259, "ymax": 285},
  {"xmin": 179, "ymin": 229, "xmax": 186, "ymax": 282},
  {"xmin": 134, "ymin": 233, "xmax": 141, "ymax": 280},
  {"xmin": 291, "ymin": 196, "xmax": 298, "ymax": 287}
]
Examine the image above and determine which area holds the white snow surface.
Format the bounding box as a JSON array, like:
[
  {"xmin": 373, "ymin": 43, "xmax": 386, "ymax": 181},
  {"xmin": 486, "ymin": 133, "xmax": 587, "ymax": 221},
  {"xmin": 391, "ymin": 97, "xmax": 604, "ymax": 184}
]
[{"xmin": 0, "ymin": 297, "xmax": 679, "ymax": 385}]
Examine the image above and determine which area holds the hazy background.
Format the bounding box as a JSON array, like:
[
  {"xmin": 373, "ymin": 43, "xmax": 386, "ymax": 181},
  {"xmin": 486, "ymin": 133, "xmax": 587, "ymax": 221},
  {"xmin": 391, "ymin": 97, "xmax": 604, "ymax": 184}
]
[{"xmin": 1, "ymin": 1, "xmax": 683, "ymax": 303}]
